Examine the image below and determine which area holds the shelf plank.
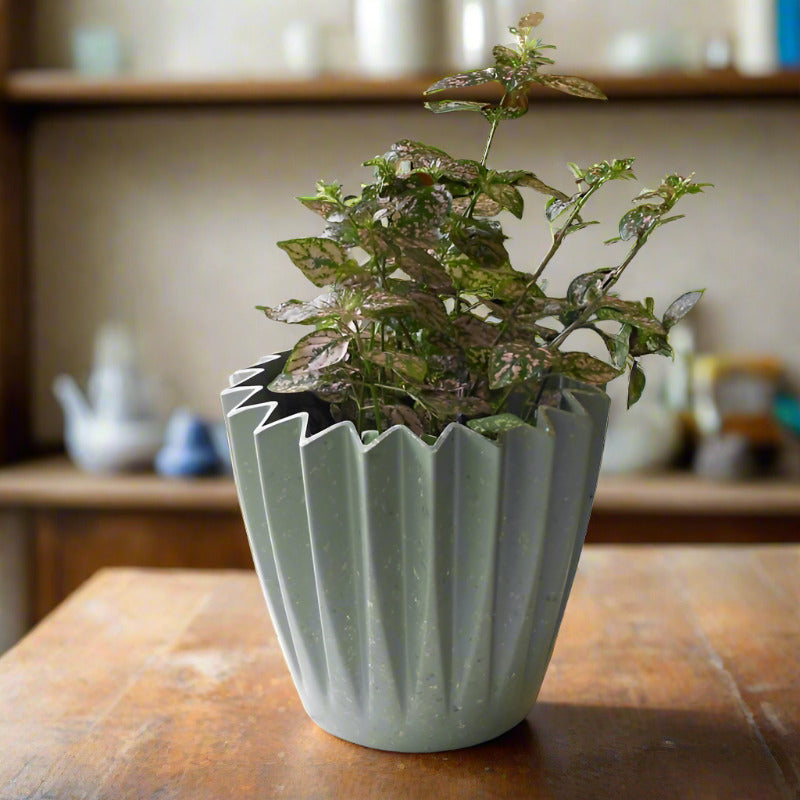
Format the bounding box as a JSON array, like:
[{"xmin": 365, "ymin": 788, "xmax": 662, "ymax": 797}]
[
  {"xmin": 0, "ymin": 456, "xmax": 799, "ymax": 514},
  {"xmin": 4, "ymin": 69, "xmax": 799, "ymax": 107}
]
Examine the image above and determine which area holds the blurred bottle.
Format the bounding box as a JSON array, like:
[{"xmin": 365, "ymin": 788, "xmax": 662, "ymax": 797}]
[
  {"xmin": 734, "ymin": 0, "xmax": 777, "ymax": 75},
  {"xmin": 777, "ymin": 0, "xmax": 800, "ymax": 68},
  {"xmin": 354, "ymin": 0, "xmax": 440, "ymax": 76}
]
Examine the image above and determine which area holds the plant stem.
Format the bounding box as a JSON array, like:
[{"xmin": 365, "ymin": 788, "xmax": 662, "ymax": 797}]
[
  {"xmin": 548, "ymin": 237, "xmax": 645, "ymax": 350},
  {"xmin": 481, "ymin": 113, "xmax": 501, "ymax": 167},
  {"xmin": 489, "ymin": 184, "xmax": 598, "ymax": 348}
]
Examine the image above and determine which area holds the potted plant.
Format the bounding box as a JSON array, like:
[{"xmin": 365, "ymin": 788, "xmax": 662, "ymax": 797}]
[{"xmin": 222, "ymin": 12, "xmax": 707, "ymax": 753}]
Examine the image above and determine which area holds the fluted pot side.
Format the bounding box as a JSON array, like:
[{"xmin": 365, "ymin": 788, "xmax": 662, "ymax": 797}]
[{"xmin": 222, "ymin": 354, "xmax": 609, "ymax": 752}]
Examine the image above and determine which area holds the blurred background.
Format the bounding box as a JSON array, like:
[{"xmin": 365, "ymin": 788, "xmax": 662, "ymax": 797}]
[{"xmin": 0, "ymin": 0, "xmax": 798, "ymax": 650}]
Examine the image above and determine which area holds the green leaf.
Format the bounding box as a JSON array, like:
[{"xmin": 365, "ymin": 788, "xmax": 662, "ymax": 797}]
[
  {"xmin": 537, "ymin": 74, "xmax": 607, "ymax": 100},
  {"xmin": 489, "ymin": 343, "xmax": 553, "ymax": 389},
  {"xmin": 629, "ymin": 329, "xmax": 673, "ymax": 359},
  {"xmin": 567, "ymin": 268, "xmax": 613, "ymax": 307},
  {"xmin": 559, "ymin": 352, "xmax": 622, "ymax": 386},
  {"xmin": 596, "ymin": 298, "xmax": 666, "ymax": 335},
  {"xmin": 546, "ymin": 195, "xmax": 578, "ymax": 222},
  {"xmin": 618, "ymin": 205, "xmax": 661, "ymax": 241},
  {"xmin": 406, "ymin": 291, "xmax": 451, "ymax": 331},
  {"xmin": 381, "ymin": 404, "xmax": 425, "ymax": 436},
  {"xmin": 298, "ymin": 196, "xmax": 338, "ymax": 218},
  {"xmin": 484, "ymin": 181, "xmax": 525, "ymax": 218},
  {"xmin": 285, "ymin": 329, "xmax": 350, "ymax": 374},
  {"xmin": 356, "ymin": 291, "xmax": 414, "ymax": 317},
  {"xmin": 277, "ymin": 237, "xmax": 355, "ymax": 287},
  {"xmin": 268, "ymin": 370, "xmax": 329, "ymax": 394},
  {"xmin": 513, "ymin": 172, "xmax": 570, "ymax": 201},
  {"xmin": 396, "ymin": 249, "xmax": 454, "ymax": 293},
  {"xmin": 518, "ymin": 11, "xmax": 544, "ymax": 28},
  {"xmin": 418, "ymin": 392, "xmax": 492, "ymax": 420},
  {"xmin": 451, "ymin": 194, "xmax": 504, "ymax": 217},
  {"xmin": 364, "ymin": 350, "xmax": 428, "ymax": 384},
  {"xmin": 492, "ymin": 45, "xmax": 520, "ymax": 67},
  {"xmin": 467, "ymin": 413, "xmax": 531, "ymax": 438},
  {"xmin": 257, "ymin": 292, "xmax": 341, "ymax": 325},
  {"xmin": 627, "ymin": 361, "xmax": 646, "ymax": 408},
  {"xmin": 453, "ymin": 315, "xmax": 499, "ymax": 347},
  {"xmin": 663, "ymin": 289, "xmax": 704, "ymax": 330},
  {"xmin": 450, "ymin": 220, "xmax": 510, "ymax": 267}
]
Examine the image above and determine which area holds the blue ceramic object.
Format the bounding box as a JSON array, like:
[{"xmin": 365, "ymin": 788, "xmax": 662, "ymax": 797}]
[{"xmin": 155, "ymin": 409, "xmax": 219, "ymax": 477}]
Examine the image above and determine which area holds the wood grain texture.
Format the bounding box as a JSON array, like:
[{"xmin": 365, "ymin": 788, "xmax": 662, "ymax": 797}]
[
  {"xmin": 3, "ymin": 69, "xmax": 799, "ymax": 108},
  {"xmin": 31, "ymin": 508, "xmax": 251, "ymax": 620},
  {"xmin": 0, "ymin": 546, "xmax": 797, "ymax": 800}
]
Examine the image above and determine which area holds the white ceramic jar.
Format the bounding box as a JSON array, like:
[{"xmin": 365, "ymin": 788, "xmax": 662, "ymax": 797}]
[{"xmin": 354, "ymin": 0, "xmax": 438, "ymax": 76}]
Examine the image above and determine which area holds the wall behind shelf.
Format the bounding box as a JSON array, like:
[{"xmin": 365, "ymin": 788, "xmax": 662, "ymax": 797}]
[
  {"xmin": 30, "ymin": 101, "xmax": 800, "ymax": 442},
  {"xmin": 33, "ymin": 0, "xmax": 729, "ymax": 76}
]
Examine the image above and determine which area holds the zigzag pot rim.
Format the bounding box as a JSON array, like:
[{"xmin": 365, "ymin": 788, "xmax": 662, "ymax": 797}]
[
  {"xmin": 222, "ymin": 354, "xmax": 601, "ymax": 455},
  {"xmin": 222, "ymin": 353, "xmax": 610, "ymax": 752}
]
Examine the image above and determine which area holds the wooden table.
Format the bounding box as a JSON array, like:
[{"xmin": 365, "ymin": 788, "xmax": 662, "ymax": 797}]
[{"xmin": 1, "ymin": 546, "xmax": 798, "ymax": 799}]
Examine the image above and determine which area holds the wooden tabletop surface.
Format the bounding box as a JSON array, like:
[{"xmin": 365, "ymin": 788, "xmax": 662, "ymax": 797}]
[{"xmin": 1, "ymin": 546, "xmax": 797, "ymax": 799}]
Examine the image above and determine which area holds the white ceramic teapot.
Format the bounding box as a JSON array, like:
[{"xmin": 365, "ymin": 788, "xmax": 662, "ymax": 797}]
[{"xmin": 53, "ymin": 324, "xmax": 163, "ymax": 472}]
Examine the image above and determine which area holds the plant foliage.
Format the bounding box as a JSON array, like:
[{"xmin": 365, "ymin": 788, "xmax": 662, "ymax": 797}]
[{"xmin": 259, "ymin": 13, "xmax": 709, "ymax": 437}]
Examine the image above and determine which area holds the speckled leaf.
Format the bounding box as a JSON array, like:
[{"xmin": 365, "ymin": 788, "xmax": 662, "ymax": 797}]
[
  {"xmin": 386, "ymin": 185, "xmax": 452, "ymax": 248},
  {"xmin": 381, "ymin": 404, "xmax": 424, "ymax": 435},
  {"xmin": 559, "ymin": 352, "xmax": 621, "ymax": 385},
  {"xmin": 406, "ymin": 291, "xmax": 451, "ymax": 330},
  {"xmin": 627, "ymin": 361, "xmax": 646, "ymax": 408},
  {"xmin": 493, "ymin": 45, "xmax": 520, "ymax": 66},
  {"xmin": 501, "ymin": 171, "xmax": 570, "ymax": 201},
  {"xmin": 451, "ymin": 194, "xmax": 504, "ymax": 217},
  {"xmin": 484, "ymin": 181, "xmax": 524, "ymax": 218},
  {"xmin": 567, "ymin": 268, "xmax": 613, "ymax": 307},
  {"xmin": 425, "ymin": 100, "xmax": 492, "ymax": 116},
  {"xmin": 453, "ymin": 315, "xmax": 499, "ymax": 347},
  {"xmin": 364, "ymin": 350, "xmax": 428, "ymax": 383},
  {"xmin": 538, "ymin": 74, "xmax": 607, "ymax": 100},
  {"xmin": 450, "ymin": 222, "xmax": 509, "ymax": 267},
  {"xmin": 546, "ymin": 195, "xmax": 578, "ymax": 222},
  {"xmin": 257, "ymin": 292, "xmax": 342, "ymax": 325},
  {"xmin": 596, "ymin": 298, "xmax": 666, "ymax": 335},
  {"xmin": 418, "ymin": 392, "xmax": 492, "ymax": 419},
  {"xmin": 467, "ymin": 413, "xmax": 531, "ymax": 438},
  {"xmin": 489, "ymin": 343, "xmax": 553, "ymax": 389},
  {"xmin": 518, "ymin": 11, "xmax": 544, "ymax": 28},
  {"xmin": 619, "ymin": 205, "xmax": 661, "ymax": 241},
  {"xmin": 277, "ymin": 238, "xmax": 353, "ymax": 287},
  {"xmin": 268, "ymin": 370, "xmax": 329, "ymax": 394},
  {"xmin": 397, "ymin": 249, "xmax": 455, "ymax": 293},
  {"xmin": 663, "ymin": 290, "xmax": 704, "ymax": 330},
  {"xmin": 285, "ymin": 329, "xmax": 350, "ymax": 374},
  {"xmin": 629, "ymin": 329, "xmax": 673, "ymax": 359},
  {"xmin": 451, "ymin": 260, "xmax": 530, "ymax": 300},
  {"xmin": 297, "ymin": 196, "xmax": 338, "ymax": 219},
  {"xmin": 424, "ymin": 67, "xmax": 498, "ymax": 95},
  {"xmin": 356, "ymin": 291, "xmax": 414, "ymax": 317},
  {"xmin": 390, "ymin": 140, "xmax": 482, "ymax": 183}
]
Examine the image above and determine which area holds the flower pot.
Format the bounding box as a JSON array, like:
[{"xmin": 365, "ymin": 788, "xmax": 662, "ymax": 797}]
[{"xmin": 222, "ymin": 354, "xmax": 609, "ymax": 752}]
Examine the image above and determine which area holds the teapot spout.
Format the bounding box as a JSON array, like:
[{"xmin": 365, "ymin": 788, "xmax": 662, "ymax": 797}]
[{"xmin": 53, "ymin": 374, "xmax": 92, "ymax": 426}]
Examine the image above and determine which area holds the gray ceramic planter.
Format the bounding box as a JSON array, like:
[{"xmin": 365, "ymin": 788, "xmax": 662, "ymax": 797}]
[{"xmin": 222, "ymin": 354, "xmax": 609, "ymax": 753}]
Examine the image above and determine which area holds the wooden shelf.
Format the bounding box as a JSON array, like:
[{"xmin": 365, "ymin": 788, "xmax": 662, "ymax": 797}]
[
  {"xmin": 4, "ymin": 69, "xmax": 798, "ymax": 108},
  {"xmin": 0, "ymin": 456, "xmax": 799, "ymax": 515},
  {"xmin": 0, "ymin": 457, "xmax": 237, "ymax": 511}
]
